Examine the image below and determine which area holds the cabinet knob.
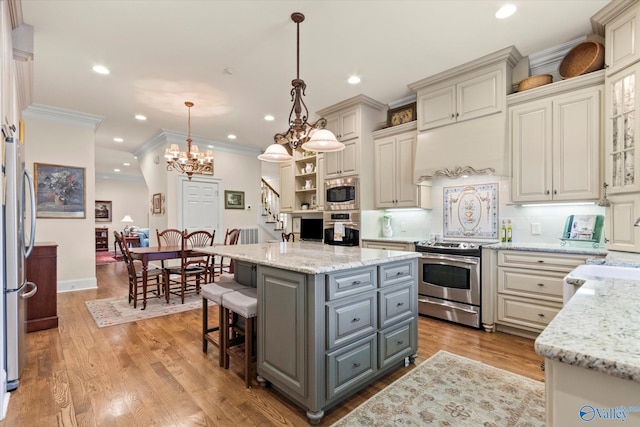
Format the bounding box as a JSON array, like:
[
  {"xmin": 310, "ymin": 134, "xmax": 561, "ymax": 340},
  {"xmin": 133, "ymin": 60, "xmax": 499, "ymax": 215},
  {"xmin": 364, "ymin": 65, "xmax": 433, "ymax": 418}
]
[
  {"xmin": 396, "ymin": 340, "xmax": 404, "ymax": 345},
  {"xmin": 353, "ymin": 362, "xmax": 361, "ymax": 368},
  {"xmin": 451, "ymin": 113, "xmax": 455, "ymax": 119},
  {"xmin": 455, "ymin": 112, "xmax": 459, "ymax": 118},
  {"xmin": 604, "ymin": 237, "xmax": 610, "ymax": 243},
  {"xmin": 351, "ymin": 317, "xmax": 361, "ymax": 323},
  {"xmin": 545, "ymin": 190, "xmax": 550, "ymax": 195},
  {"xmin": 397, "ymin": 302, "xmax": 404, "ymax": 306},
  {"xmin": 553, "ymin": 189, "xmax": 557, "ymax": 195}
]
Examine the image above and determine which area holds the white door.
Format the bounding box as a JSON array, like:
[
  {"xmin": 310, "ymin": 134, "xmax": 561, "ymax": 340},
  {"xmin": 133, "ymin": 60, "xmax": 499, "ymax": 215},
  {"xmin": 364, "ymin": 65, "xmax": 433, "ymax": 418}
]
[{"xmin": 179, "ymin": 176, "xmax": 221, "ymax": 237}]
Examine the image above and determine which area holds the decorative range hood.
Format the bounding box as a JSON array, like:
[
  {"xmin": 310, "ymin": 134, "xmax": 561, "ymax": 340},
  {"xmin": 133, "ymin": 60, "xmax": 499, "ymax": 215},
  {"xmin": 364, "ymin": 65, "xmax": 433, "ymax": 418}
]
[{"xmin": 413, "ymin": 113, "xmax": 509, "ymax": 182}]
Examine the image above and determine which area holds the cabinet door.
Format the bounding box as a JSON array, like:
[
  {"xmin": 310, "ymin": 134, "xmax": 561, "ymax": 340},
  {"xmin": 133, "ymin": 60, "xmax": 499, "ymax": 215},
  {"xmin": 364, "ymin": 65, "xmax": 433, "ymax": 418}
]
[
  {"xmin": 279, "ymin": 162, "xmax": 295, "ymax": 212},
  {"xmin": 324, "ymin": 114, "xmax": 340, "ymax": 139},
  {"xmin": 605, "ymin": 65, "xmax": 640, "ymax": 194},
  {"xmin": 457, "ymin": 69, "xmax": 502, "ymax": 122},
  {"xmin": 606, "ymin": 4, "xmax": 640, "ymax": 76},
  {"xmin": 339, "ymin": 107, "xmax": 360, "ymax": 141},
  {"xmin": 605, "ymin": 193, "xmax": 640, "ymax": 253},
  {"xmin": 552, "ymin": 87, "xmax": 601, "ymax": 201},
  {"xmin": 374, "ymin": 136, "xmax": 396, "ymax": 208},
  {"xmin": 417, "ymin": 85, "xmax": 456, "ymax": 131},
  {"xmin": 511, "ymin": 100, "xmax": 553, "ymax": 202},
  {"xmin": 340, "ymin": 138, "xmax": 359, "ymax": 177},
  {"xmin": 394, "ymin": 133, "xmax": 418, "ymax": 207},
  {"xmin": 324, "ymin": 150, "xmax": 340, "ymax": 179}
]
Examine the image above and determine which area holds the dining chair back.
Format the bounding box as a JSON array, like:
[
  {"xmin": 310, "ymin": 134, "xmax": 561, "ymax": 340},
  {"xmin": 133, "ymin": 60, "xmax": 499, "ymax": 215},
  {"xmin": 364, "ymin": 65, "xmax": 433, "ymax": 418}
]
[
  {"xmin": 164, "ymin": 230, "xmax": 214, "ymax": 303},
  {"xmin": 156, "ymin": 228, "xmax": 185, "ymax": 269},
  {"xmin": 119, "ymin": 232, "xmax": 163, "ymax": 308},
  {"xmin": 282, "ymin": 232, "xmax": 295, "ymax": 242},
  {"xmin": 213, "ymin": 228, "xmax": 241, "ymax": 276}
]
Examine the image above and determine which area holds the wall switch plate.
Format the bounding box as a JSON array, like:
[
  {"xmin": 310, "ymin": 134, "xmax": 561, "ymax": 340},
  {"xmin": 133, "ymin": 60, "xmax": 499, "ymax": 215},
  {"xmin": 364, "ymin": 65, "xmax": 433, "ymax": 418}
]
[
  {"xmin": 531, "ymin": 223, "xmax": 541, "ymax": 235},
  {"xmin": 401, "ymin": 222, "xmax": 407, "ymax": 232}
]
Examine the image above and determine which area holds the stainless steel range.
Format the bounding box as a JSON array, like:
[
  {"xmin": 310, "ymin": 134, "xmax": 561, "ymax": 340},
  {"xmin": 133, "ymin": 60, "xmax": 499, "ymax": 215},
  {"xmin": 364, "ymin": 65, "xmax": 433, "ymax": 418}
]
[{"xmin": 415, "ymin": 240, "xmax": 481, "ymax": 328}]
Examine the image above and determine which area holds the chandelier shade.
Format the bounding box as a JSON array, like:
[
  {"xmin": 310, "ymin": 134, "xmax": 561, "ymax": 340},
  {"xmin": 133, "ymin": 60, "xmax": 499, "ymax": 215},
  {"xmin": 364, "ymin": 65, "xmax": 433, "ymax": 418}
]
[
  {"xmin": 258, "ymin": 143, "xmax": 294, "ymax": 162},
  {"xmin": 301, "ymin": 129, "xmax": 345, "ymax": 152},
  {"xmin": 165, "ymin": 101, "xmax": 214, "ymax": 179},
  {"xmin": 258, "ymin": 12, "xmax": 343, "ymax": 162}
]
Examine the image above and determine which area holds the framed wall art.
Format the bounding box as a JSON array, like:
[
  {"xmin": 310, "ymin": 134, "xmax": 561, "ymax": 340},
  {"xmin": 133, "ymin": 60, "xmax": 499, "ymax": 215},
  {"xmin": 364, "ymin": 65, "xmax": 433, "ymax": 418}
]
[
  {"xmin": 95, "ymin": 200, "xmax": 112, "ymax": 222},
  {"xmin": 225, "ymin": 190, "xmax": 245, "ymax": 209},
  {"xmin": 387, "ymin": 102, "xmax": 416, "ymax": 127},
  {"xmin": 151, "ymin": 193, "xmax": 164, "ymax": 214},
  {"xmin": 34, "ymin": 163, "xmax": 86, "ymax": 218}
]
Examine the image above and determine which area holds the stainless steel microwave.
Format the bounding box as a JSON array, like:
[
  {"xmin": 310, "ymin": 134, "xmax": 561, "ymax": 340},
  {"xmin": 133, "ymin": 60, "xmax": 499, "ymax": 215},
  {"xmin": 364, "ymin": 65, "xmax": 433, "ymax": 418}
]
[{"xmin": 324, "ymin": 177, "xmax": 359, "ymax": 210}]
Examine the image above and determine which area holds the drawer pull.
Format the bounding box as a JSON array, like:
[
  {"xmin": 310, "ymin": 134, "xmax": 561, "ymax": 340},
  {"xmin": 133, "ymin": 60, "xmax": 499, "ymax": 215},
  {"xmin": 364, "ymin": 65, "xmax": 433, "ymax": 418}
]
[
  {"xmin": 351, "ymin": 280, "xmax": 362, "ymax": 286},
  {"xmin": 397, "ymin": 340, "xmax": 404, "ymax": 345},
  {"xmin": 537, "ymin": 260, "xmax": 545, "ymax": 263},
  {"xmin": 397, "ymin": 302, "xmax": 404, "ymax": 307},
  {"xmin": 352, "ymin": 317, "xmax": 361, "ymax": 323},
  {"xmin": 396, "ymin": 271, "xmax": 404, "ymax": 276},
  {"xmin": 538, "ymin": 313, "xmax": 545, "ymax": 317},
  {"xmin": 537, "ymin": 283, "xmax": 544, "ymax": 287},
  {"xmin": 353, "ymin": 362, "xmax": 361, "ymax": 368}
]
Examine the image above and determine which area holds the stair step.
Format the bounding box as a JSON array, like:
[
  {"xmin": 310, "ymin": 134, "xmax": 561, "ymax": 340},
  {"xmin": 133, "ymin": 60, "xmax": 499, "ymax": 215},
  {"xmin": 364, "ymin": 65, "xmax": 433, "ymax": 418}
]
[
  {"xmin": 265, "ymin": 220, "xmax": 276, "ymax": 224},
  {"xmin": 273, "ymin": 227, "xmax": 284, "ymax": 231}
]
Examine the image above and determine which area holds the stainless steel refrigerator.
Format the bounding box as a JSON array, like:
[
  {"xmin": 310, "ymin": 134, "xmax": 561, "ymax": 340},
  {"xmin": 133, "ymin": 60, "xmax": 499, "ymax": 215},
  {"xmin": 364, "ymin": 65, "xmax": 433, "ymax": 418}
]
[{"xmin": 4, "ymin": 133, "xmax": 37, "ymax": 392}]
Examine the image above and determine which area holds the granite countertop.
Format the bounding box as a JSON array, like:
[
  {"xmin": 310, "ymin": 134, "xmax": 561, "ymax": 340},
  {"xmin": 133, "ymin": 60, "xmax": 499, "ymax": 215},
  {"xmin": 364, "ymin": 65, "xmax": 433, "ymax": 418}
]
[
  {"xmin": 587, "ymin": 250, "xmax": 640, "ymax": 268},
  {"xmin": 361, "ymin": 237, "xmax": 426, "ymax": 244},
  {"xmin": 483, "ymin": 241, "xmax": 608, "ymax": 256},
  {"xmin": 535, "ymin": 268, "xmax": 640, "ymax": 383},
  {"xmin": 195, "ymin": 241, "xmax": 420, "ymax": 274}
]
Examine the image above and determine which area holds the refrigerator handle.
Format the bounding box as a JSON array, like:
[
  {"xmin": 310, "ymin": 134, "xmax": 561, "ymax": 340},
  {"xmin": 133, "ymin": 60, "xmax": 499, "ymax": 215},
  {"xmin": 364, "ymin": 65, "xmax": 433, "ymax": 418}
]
[
  {"xmin": 23, "ymin": 169, "xmax": 36, "ymax": 258},
  {"xmin": 20, "ymin": 282, "xmax": 37, "ymax": 300}
]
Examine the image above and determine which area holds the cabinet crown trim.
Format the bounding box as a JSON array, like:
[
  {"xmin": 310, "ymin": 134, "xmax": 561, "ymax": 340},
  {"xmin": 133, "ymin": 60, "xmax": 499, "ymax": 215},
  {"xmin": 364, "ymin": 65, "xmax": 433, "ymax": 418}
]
[
  {"xmin": 408, "ymin": 46, "xmax": 522, "ymax": 92},
  {"xmin": 317, "ymin": 94, "xmax": 386, "ymax": 117},
  {"xmin": 372, "ymin": 121, "xmax": 417, "ymax": 138}
]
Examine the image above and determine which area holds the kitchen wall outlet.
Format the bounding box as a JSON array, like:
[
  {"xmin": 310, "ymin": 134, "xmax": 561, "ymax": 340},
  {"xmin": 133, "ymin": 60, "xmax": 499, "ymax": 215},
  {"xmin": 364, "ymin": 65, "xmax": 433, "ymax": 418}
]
[
  {"xmin": 531, "ymin": 222, "xmax": 541, "ymax": 235},
  {"xmin": 401, "ymin": 222, "xmax": 407, "ymax": 232}
]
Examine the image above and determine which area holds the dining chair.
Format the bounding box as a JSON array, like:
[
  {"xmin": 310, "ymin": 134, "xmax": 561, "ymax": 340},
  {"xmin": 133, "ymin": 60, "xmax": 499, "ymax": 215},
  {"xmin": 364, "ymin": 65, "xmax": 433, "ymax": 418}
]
[
  {"xmin": 282, "ymin": 232, "xmax": 295, "ymax": 242},
  {"xmin": 164, "ymin": 230, "xmax": 214, "ymax": 303},
  {"xmin": 213, "ymin": 228, "xmax": 241, "ymax": 276},
  {"xmin": 118, "ymin": 232, "xmax": 163, "ymax": 309},
  {"xmin": 156, "ymin": 228, "xmax": 184, "ymax": 270}
]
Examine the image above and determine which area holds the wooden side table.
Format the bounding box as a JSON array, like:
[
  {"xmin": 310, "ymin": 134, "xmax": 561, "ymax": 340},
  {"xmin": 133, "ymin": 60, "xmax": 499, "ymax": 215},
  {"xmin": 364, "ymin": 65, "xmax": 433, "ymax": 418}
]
[
  {"xmin": 115, "ymin": 234, "xmax": 142, "ymax": 257},
  {"xmin": 26, "ymin": 242, "xmax": 58, "ymax": 332}
]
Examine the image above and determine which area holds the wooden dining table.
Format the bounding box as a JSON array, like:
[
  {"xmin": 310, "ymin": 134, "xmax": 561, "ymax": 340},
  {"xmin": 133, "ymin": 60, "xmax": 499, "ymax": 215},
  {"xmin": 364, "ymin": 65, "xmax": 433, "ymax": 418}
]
[{"xmin": 128, "ymin": 244, "xmax": 218, "ymax": 309}]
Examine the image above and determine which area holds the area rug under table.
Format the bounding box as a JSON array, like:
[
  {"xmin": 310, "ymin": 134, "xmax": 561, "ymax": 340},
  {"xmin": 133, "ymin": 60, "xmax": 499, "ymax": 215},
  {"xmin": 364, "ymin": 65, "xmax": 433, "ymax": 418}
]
[
  {"xmin": 331, "ymin": 350, "xmax": 545, "ymax": 427},
  {"xmin": 85, "ymin": 292, "xmax": 209, "ymax": 328}
]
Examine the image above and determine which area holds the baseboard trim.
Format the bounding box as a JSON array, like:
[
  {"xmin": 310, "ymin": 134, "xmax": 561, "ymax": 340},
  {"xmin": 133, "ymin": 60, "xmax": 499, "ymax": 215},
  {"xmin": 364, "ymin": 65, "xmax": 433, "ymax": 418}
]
[{"xmin": 57, "ymin": 277, "xmax": 97, "ymax": 293}]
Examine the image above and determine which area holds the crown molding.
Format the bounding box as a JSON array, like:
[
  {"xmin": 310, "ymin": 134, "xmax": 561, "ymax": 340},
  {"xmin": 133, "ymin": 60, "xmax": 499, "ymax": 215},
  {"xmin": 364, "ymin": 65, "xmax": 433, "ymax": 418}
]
[
  {"xmin": 95, "ymin": 172, "xmax": 145, "ymax": 182},
  {"xmin": 22, "ymin": 104, "xmax": 104, "ymax": 130}
]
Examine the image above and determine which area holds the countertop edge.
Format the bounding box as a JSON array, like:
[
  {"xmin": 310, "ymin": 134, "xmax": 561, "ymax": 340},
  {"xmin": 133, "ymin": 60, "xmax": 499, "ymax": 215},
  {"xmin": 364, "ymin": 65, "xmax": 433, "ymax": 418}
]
[{"xmin": 482, "ymin": 242, "xmax": 608, "ymax": 256}]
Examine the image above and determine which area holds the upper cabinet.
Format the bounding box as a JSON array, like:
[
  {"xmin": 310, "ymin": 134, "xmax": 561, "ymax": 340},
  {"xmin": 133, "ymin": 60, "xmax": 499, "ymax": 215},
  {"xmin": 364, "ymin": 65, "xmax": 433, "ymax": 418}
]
[
  {"xmin": 373, "ymin": 122, "xmax": 429, "ymax": 209},
  {"xmin": 416, "ymin": 69, "xmax": 503, "ymax": 131},
  {"xmin": 279, "ymin": 162, "xmax": 295, "ymax": 213},
  {"xmin": 409, "ymin": 46, "xmax": 521, "ymax": 133},
  {"xmin": 508, "ymin": 73, "xmax": 603, "ymax": 203},
  {"xmin": 597, "ymin": 2, "xmax": 640, "ymax": 76},
  {"xmin": 317, "ymin": 95, "xmax": 386, "ymax": 210}
]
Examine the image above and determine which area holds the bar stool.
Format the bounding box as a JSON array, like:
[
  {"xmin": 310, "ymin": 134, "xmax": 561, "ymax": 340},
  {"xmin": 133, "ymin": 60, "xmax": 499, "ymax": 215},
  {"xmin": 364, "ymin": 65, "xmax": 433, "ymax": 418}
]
[
  {"xmin": 221, "ymin": 287, "xmax": 258, "ymax": 387},
  {"xmin": 201, "ymin": 278, "xmax": 249, "ymax": 366}
]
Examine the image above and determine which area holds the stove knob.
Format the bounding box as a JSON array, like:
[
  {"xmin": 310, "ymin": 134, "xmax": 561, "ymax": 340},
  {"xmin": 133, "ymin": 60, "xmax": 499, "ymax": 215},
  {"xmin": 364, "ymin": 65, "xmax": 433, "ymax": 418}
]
[
  {"xmin": 469, "ymin": 243, "xmax": 476, "ymax": 249},
  {"xmin": 460, "ymin": 242, "xmax": 468, "ymax": 249}
]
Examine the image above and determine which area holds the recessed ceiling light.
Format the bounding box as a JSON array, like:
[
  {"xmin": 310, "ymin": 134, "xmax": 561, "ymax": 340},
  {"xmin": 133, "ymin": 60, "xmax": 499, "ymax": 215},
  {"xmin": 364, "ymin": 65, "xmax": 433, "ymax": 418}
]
[
  {"xmin": 227, "ymin": 134, "xmax": 237, "ymax": 140},
  {"xmin": 113, "ymin": 137, "xmax": 123, "ymax": 143},
  {"xmin": 495, "ymin": 4, "xmax": 517, "ymax": 19},
  {"xmin": 264, "ymin": 115, "xmax": 275, "ymax": 121},
  {"xmin": 348, "ymin": 75, "xmax": 361, "ymax": 84},
  {"xmin": 123, "ymin": 162, "xmax": 130, "ymax": 166},
  {"xmin": 113, "ymin": 168, "xmax": 121, "ymax": 172},
  {"xmin": 92, "ymin": 65, "xmax": 110, "ymax": 75},
  {"xmin": 135, "ymin": 114, "xmax": 147, "ymax": 121}
]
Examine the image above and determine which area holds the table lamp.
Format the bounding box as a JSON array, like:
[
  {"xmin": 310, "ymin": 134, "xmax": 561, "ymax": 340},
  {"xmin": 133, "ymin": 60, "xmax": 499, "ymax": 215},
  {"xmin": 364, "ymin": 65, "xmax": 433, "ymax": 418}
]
[{"xmin": 121, "ymin": 215, "xmax": 134, "ymax": 235}]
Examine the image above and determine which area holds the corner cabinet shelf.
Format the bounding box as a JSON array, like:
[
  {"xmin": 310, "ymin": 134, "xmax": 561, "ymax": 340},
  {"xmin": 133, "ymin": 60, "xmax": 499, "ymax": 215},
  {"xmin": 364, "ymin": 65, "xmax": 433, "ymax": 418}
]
[
  {"xmin": 293, "ymin": 151, "xmax": 323, "ymax": 212},
  {"xmin": 95, "ymin": 227, "xmax": 109, "ymax": 252}
]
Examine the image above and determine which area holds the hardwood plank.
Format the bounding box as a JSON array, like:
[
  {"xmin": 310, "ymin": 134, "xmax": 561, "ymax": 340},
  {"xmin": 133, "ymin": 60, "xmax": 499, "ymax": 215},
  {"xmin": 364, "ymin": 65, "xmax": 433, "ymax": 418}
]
[{"xmin": 0, "ymin": 262, "xmax": 544, "ymax": 426}]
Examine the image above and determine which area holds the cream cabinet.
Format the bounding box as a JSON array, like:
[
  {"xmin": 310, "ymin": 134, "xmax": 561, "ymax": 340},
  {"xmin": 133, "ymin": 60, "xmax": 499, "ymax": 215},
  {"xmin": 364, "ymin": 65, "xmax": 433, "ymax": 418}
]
[
  {"xmin": 509, "ymin": 76, "xmax": 602, "ymax": 203},
  {"xmin": 293, "ymin": 151, "xmax": 321, "ymax": 211},
  {"xmin": 324, "ymin": 138, "xmax": 359, "ymax": 179},
  {"xmin": 324, "ymin": 107, "xmax": 360, "ymax": 142},
  {"xmin": 495, "ymin": 250, "xmax": 597, "ymax": 338},
  {"xmin": 416, "ymin": 69, "xmax": 503, "ymax": 131},
  {"xmin": 373, "ymin": 122, "xmax": 421, "ymax": 208},
  {"xmin": 279, "ymin": 162, "xmax": 295, "ymax": 213},
  {"xmin": 600, "ymin": 1, "xmax": 640, "ymax": 76},
  {"xmin": 604, "ymin": 64, "xmax": 640, "ymax": 194},
  {"xmin": 361, "ymin": 239, "xmax": 415, "ymax": 252},
  {"xmin": 604, "ymin": 193, "xmax": 640, "ymax": 252},
  {"xmin": 316, "ymin": 154, "xmax": 325, "ymax": 210}
]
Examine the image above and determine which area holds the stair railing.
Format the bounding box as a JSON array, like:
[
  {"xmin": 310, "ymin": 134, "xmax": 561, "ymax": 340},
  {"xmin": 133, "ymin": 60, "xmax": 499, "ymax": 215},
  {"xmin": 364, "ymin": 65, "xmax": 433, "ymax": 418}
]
[{"xmin": 261, "ymin": 179, "xmax": 285, "ymax": 230}]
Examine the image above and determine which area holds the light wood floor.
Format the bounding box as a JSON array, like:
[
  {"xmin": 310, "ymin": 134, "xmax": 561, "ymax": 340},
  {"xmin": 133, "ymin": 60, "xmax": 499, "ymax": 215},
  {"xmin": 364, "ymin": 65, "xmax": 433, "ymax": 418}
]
[{"xmin": 0, "ymin": 261, "xmax": 544, "ymax": 426}]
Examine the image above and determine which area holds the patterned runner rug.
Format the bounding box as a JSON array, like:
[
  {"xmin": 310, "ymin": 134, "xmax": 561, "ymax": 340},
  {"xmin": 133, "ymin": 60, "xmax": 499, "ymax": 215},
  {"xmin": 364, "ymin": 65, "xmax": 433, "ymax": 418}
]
[
  {"xmin": 85, "ymin": 292, "xmax": 209, "ymax": 328},
  {"xmin": 331, "ymin": 350, "xmax": 545, "ymax": 427}
]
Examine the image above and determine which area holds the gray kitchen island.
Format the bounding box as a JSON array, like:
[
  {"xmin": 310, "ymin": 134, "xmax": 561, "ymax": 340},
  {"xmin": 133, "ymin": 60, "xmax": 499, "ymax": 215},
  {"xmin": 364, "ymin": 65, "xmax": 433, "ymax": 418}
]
[{"xmin": 196, "ymin": 241, "xmax": 419, "ymax": 424}]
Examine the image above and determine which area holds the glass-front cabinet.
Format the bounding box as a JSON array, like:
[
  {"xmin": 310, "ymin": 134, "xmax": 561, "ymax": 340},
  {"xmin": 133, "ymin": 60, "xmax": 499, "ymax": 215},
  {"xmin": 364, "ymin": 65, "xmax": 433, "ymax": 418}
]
[{"xmin": 606, "ymin": 64, "xmax": 640, "ymax": 194}]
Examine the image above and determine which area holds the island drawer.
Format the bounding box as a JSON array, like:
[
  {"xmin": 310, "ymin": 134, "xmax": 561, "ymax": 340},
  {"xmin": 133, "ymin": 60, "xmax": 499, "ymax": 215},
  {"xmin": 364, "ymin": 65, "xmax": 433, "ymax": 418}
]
[
  {"xmin": 497, "ymin": 294, "xmax": 561, "ymax": 331},
  {"xmin": 326, "ymin": 292, "xmax": 377, "ymax": 349},
  {"xmin": 378, "ymin": 317, "xmax": 416, "ymax": 369},
  {"xmin": 379, "ymin": 260, "xmax": 416, "ymax": 288},
  {"xmin": 379, "ymin": 281, "xmax": 416, "ymax": 328},
  {"xmin": 326, "ymin": 267, "xmax": 377, "ymax": 300},
  {"xmin": 326, "ymin": 334, "xmax": 377, "ymax": 400},
  {"xmin": 498, "ymin": 267, "xmax": 564, "ymax": 302},
  {"xmin": 498, "ymin": 251, "xmax": 590, "ymax": 273}
]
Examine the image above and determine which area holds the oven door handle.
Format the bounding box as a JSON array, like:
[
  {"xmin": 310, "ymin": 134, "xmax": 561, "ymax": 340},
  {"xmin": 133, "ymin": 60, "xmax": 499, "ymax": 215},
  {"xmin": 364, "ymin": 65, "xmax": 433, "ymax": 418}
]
[
  {"xmin": 418, "ymin": 297, "xmax": 478, "ymax": 315},
  {"xmin": 420, "ymin": 254, "xmax": 478, "ymax": 266}
]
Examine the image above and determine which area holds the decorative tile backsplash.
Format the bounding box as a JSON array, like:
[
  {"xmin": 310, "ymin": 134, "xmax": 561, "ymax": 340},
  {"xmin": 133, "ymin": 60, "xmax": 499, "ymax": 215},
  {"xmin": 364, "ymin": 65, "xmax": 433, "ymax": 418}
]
[{"xmin": 443, "ymin": 183, "xmax": 498, "ymax": 239}]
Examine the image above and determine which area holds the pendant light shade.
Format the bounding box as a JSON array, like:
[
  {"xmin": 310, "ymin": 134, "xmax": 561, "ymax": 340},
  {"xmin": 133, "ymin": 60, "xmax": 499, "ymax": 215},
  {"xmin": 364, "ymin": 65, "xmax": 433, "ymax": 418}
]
[
  {"xmin": 301, "ymin": 129, "xmax": 345, "ymax": 152},
  {"xmin": 258, "ymin": 143, "xmax": 294, "ymax": 162}
]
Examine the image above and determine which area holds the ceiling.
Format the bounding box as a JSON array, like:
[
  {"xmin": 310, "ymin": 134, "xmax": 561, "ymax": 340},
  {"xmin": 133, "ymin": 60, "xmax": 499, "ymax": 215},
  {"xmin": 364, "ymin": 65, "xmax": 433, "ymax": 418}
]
[{"xmin": 20, "ymin": 0, "xmax": 610, "ymax": 180}]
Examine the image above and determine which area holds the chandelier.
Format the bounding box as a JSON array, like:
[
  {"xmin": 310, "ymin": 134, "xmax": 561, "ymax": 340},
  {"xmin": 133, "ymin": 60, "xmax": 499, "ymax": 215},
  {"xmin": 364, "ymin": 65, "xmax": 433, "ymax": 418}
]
[
  {"xmin": 165, "ymin": 101, "xmax": 214, "ymax": 179},
  {"xmin": 258, "ymin": 12, "xmax": 344, "ymax": 162}
]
